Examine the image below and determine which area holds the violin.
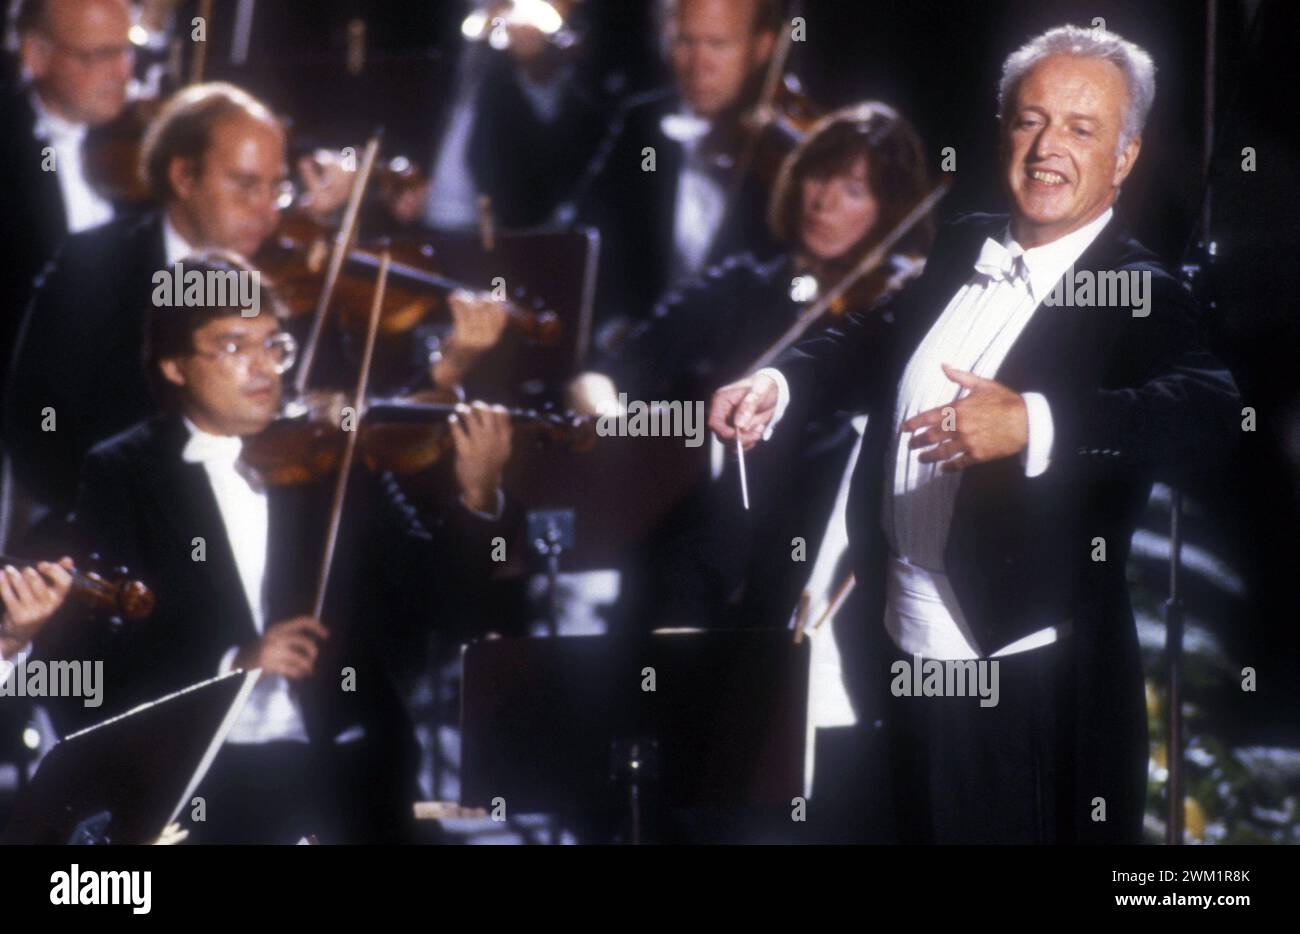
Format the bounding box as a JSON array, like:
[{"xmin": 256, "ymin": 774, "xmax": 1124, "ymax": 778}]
[
  {"xmin": 697, "ymin": 1, "xmax": 823, "ymax": 197},
  {"xmin": 81, "ymin": 96, "xmax": 166, "ymax": 206},
  {"xmin": 240, "ymin": 390, "xmax": 594, "ymax": 486},
  {"xmin": 256, "ymin": 210, "xmax": 562, "ymax": 344},
  {"xmin": 80, "ymin": 0, "xmax": 215, "ymax": 206},
  {"xmin": 799, "ymin": 252, "xmax": 928, "ymax": 320},
  {"xmin": 745, "ymin": 179, "xmax": 951, "ymax": 374},
  {"xmin": 0, "ymin": 555, "xmax": 156, "ymax": 622},
  {"xmin": 698, "ymin": 73, "xmax": 822, "ymax": 193}
]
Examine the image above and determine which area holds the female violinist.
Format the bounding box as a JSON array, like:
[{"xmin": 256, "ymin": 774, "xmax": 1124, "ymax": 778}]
[
  {"xmin": 581, "ymin": 101, "xmax": 934, "ymax": 406},
  {"xmin": 569, "ymin": 101, "xmax": 935, "ymax": 644}
]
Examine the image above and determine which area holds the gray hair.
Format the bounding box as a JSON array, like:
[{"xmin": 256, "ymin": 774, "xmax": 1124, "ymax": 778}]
[{"xmin": 997, "ymin": 25, "xmax": 1156, "ymax": 153}]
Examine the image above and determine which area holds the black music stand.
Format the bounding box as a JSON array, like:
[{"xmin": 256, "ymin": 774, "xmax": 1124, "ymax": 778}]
[
  {"xmin": 2, "ymin": 671, "xmax": 258, "ymax": 845},
  {"xmin": 460, "ymin": 629, "xmax": 808, "ymax": 842}
]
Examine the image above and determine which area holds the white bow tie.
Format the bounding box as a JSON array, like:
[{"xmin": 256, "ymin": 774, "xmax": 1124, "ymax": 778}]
[
  {"xmin": 660, "ymin": 112, "xmax": 712, "ymax": 145},
  {"xmin": 973, "ymin": 237, "xmax": 1028, "ymax": 283},
  {"xmin": 182, "ymin": 431, "xmax": 243, "ymax": 465}
]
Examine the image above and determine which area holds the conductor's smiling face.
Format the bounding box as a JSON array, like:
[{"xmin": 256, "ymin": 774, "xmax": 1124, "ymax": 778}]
[{"xmin": 1002, "ymin": 54, "xmax": 1141, "ymax": 249}]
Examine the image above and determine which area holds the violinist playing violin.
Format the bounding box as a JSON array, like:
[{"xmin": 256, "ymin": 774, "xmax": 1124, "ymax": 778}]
[
  {"xmin": 5, "ymin": 81, "xmax": 351, "ymax": 525},
  {"xmin": 589, "ymin": 102, "xmax": 933, "ymax": 405},
  {"xmin": 0, "ymin": 0, "xmax": 133, "ymax": 388},
  {"xmin": 46, "ymin": 254, "xmax": 517, "ymax": 844},
  {"xmin": 571, "ymin": 0, "xmax": 784, "ymax": 344}
]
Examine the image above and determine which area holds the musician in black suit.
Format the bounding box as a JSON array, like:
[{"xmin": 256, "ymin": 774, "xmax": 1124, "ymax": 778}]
[
  {"xmin": 710, "ymin": 26, "xmax": 1242, "ymax": 843},
  {"xmin": 571, "ymin": 0, "xmax": 782, "ymax": 341},
  {"xmin": 39, "ymin": 254, "xmax": 516, "ymax": 844},
  {"xmin": 0, "ymin": 0, "xmax": 133, "ymax": 386},
  {"xmin": 5, "ymin": 82, "xmax": 347, "ymax": 524}
]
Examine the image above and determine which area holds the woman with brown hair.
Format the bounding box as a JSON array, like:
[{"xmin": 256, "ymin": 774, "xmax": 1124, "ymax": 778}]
[{"xmin": 600, "ymin": 100, "xmax": 934, "ymax": 401}]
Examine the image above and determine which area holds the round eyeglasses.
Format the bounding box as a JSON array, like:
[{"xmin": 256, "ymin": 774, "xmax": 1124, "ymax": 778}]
[{"xmin": 193, "ymin": 331, "xmax": 298, "ymax": 374}]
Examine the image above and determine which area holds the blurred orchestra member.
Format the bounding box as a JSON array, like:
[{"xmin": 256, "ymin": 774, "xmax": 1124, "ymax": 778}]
[
  {"xmin": 420, "ymin": 0, "xmax": 607, "ymax": 232},
  {"xmin": 43, "ymin": 254, "xmax": 514, "ymax": 843},
  {"xmin": 0, "ymin": 0, "xmax": 132, "ymax": 383},
  {"xmin": 572, "ymin": 0, "xmax": 782, "ymax": 341}
]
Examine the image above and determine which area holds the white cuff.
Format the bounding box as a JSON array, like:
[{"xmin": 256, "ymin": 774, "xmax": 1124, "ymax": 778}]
[
  {"xmin": 1020, "ymin": 392, "xmax": 1054, "ymax": 478},
  {"xmin": 754, "ymin": 367, "xmax": 790, "ymax": 441},
  {"xmin": 219, "ymin": 646, "xmax": 241, "ymax": 676}
]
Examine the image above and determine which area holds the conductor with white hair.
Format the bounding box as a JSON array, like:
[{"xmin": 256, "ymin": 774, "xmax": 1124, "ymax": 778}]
[{"xmin": 708, "ymin": 25, "xmax": 1240, "ymax": 843}]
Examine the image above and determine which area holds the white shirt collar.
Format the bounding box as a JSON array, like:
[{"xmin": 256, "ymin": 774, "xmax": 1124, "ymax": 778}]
[
  {"xmin": 28, "ymin": 89, "xmax": 87, "ymax": 143},
  {"xmin": 1004, "ymin": 207, "xmax": 1114, "ymax": 303},
  {"xmin": 163, "ymin": 213, "xmax": 200, "ymax": 266},
  {"xmin": 180, "ymin": 415, "xmax": 243, "ymax": 464},
  {"xmin": 660, "ymin": 110, "xmax": 712, "ymax": 147}
]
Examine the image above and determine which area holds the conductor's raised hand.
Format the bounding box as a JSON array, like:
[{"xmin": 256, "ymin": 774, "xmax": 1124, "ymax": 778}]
[{"xmin": 708, "ymin": 373, "xmax": 779, "ymax": 450}]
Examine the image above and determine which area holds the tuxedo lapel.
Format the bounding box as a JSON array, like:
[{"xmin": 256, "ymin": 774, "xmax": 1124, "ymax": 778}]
[
  {"xmin": 648, "ymin": 105, "xmax": 685, "ymax": 288},
  {"xmin": 139, "ymin": 417, "xmax": 259, "ymax": 642},
  {"xmin": 993, "ymin": 219, "xmax": 1130, "ymax": 392},
  {"xmin": 11, "ymin": 92, "xmax": 70, "ymax": 253}
]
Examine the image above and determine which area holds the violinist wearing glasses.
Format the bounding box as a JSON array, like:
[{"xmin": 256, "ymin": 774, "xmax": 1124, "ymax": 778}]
[
  {"xmin": 6, "ymin": 80, "xmax": 506, "ymax": 530},
  {"xmin": 44, "ymin": 253, "xmax": 516, "ymax": 844},
  {"xmin": 6, "ymin": 81, "xmax": 340, "ymax": 524},
  {"xmin": 0, "ymin": 0, "xmax": 133, "ymax": 388}
]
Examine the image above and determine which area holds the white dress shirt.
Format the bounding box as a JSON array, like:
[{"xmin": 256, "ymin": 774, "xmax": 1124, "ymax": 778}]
[
  {"xmin": 661, "ymin": 112, "xmax": 727, "ymax": 283},
  {"xmin": 181, "ymin": 418, "xmax": 310, "ymax": 745},
  {"xmin": 425, "ymin": 69, "xmax": 485, "ymax": 230},
  {"xmin": 763, "ymin": 208, "xmax": 1113, "ymax": 660},
  {"xmin": 162, "ymin": 213, "xmax": 198, "ymax": 265},
  {"xmin": 29, "ymin": 91, "xmax": 115, "ymax": 234}
]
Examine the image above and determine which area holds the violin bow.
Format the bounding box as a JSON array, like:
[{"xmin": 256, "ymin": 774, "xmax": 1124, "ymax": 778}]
[
  {"xmin": 310, "ymin": 251, "xmax": 391, "ymax": 621},
  {"xmin": 745, "ymin": 177, "xmax": 951, "ymax": 373},
  {"xmin": 720, "ymin": 0, "xmax": 802, "ymax": 212},
  {"xmin": 293, "ymin": 132, "xmax": 383, "ymax": 397}
]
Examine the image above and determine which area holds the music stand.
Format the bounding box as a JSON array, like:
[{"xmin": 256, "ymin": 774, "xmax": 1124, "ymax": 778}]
[
  {"xmin": 460, "ymin": 630, "xmax": 808, "ymax": 839},
  {"xmin": 2, "ymin": 671, "xmax": 258, "ymax": 845}
]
